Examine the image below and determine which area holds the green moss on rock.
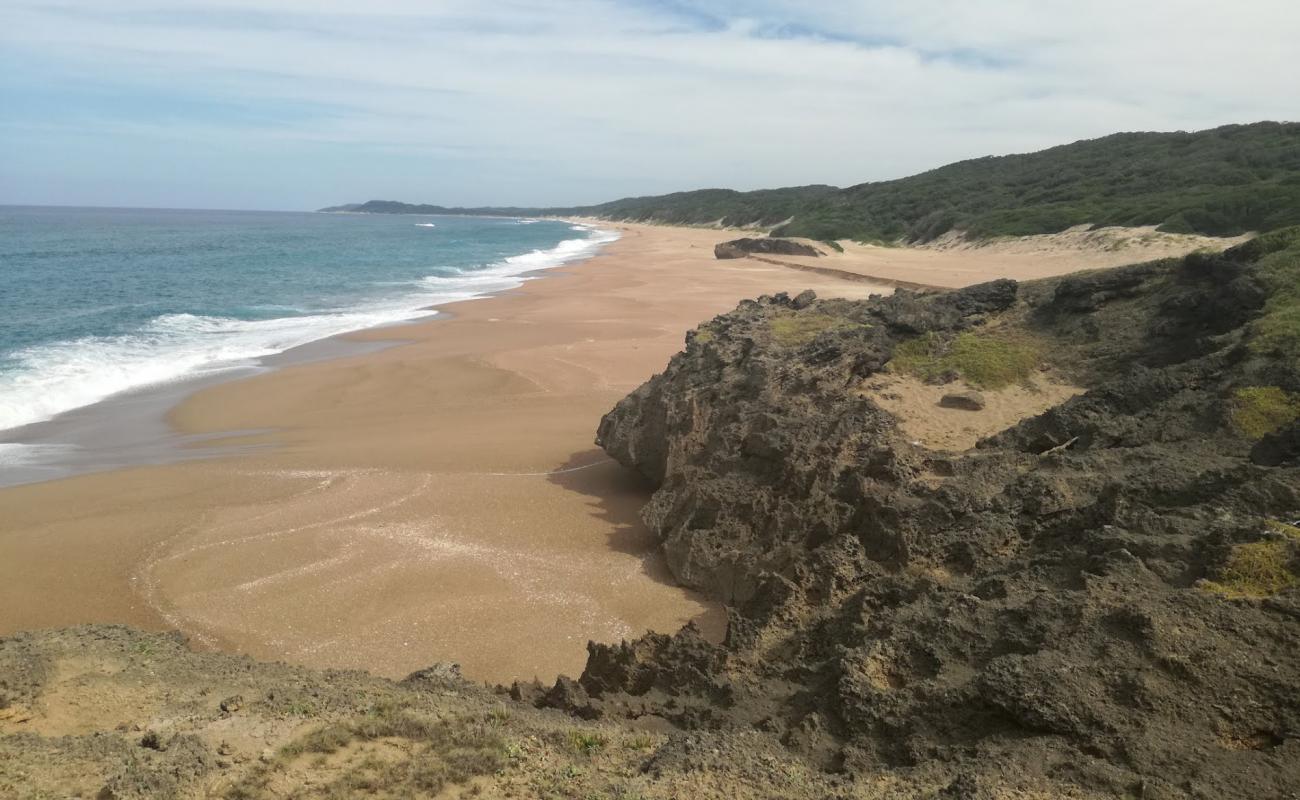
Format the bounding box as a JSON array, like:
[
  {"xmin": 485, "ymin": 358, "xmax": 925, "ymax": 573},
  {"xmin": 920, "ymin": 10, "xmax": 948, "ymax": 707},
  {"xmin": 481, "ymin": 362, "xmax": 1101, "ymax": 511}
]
[
  {"xmin": 1230, "ymin": 386, "xmax": 1300, "ymax": 439},
  {"xmin": 768, "ymin": 313, "xmax": 866, "ymax": 347},
  {"xmin": 1202, "ymin": 539, "xmax": 1298, "ymax": 599},
  {"xmin": 890, "ymin": 331, "xmax": 1040, "ymax": 390}
]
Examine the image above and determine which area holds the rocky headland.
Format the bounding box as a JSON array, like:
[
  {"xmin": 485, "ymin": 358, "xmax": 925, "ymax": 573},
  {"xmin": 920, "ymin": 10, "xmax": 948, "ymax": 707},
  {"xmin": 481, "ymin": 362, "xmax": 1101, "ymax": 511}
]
[
  {"xmin": 528, "ymin": 229, "xmax": 1300, "ymax": 798},
  {"xmin": 4, "ymin": 229, "xmax": 1299, "ymax": 799}
]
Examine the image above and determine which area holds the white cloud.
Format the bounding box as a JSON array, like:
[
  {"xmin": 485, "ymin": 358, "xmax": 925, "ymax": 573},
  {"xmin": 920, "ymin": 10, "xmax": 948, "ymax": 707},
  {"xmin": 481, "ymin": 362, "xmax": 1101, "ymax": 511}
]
[{"xmin": 1, "ymin": 0, "xmax": 1296, "ymax": 208}]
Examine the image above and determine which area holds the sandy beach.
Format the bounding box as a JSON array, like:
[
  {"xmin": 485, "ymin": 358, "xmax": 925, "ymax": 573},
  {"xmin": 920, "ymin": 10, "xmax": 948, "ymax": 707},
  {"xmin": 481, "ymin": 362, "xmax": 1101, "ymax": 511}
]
[{"xmin": 0, "ymin": 222, "xmax": 1233, "ymax": 683}]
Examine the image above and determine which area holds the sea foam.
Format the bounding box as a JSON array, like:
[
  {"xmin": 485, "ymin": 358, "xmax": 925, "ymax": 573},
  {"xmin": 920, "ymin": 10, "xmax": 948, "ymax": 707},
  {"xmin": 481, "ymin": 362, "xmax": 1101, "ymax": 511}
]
[{"xmin": 0, "ymin": 225, "xmax": 618, "ymax": 433}]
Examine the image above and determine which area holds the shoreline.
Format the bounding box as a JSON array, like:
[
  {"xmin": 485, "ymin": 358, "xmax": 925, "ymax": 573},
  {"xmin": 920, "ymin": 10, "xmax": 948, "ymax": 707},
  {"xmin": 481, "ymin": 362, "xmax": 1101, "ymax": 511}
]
[
  {"xmin": 0, "ymin": 218, "xmax": 617, "ymax": 489},
  {"xmin": 0, "ymin": 221, "xmax": 1241, "ymax": 685},
  {"xmin": 0, "ymin": 222, "xmax": 894, "ymax": 684}
]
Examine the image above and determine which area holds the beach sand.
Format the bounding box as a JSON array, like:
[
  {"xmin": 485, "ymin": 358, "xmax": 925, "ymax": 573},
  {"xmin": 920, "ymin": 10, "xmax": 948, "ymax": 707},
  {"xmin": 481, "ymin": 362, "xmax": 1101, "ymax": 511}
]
[{"xmin": 0, "ymin": 222, "xmax": 1232, "ymax": 683}]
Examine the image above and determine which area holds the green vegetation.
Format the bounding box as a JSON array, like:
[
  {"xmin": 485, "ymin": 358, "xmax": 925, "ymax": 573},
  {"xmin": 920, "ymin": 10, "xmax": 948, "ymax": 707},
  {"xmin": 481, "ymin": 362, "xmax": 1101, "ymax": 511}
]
[
  {"xmin": 1238, "ymin": 227, "xmax": 1300, "ymax": 359},
  {"xmin": 622, "ymin": 733, "xmax": 658, "ymax": 751},
  {"xmin": 229, "ymin": 707, "xmax": 506, "ymax": 799},
  {"xmin": 565, "ymin": 730, "xmax": 608, "ymax": 755},
  {"xmin": 1202, "ymin": 540, "xmax": 1298, "ymax": 598},
  {"xmin": 1265, "ymin": 520, "xmax": 1300, "ymax": 539},
  {"xmin": 768, "ymin": 312, "xmax": 867, "ymax": 346},
  {"xmin": 1230, "ymin": 386, "xmax": 1300, "ymax": 439},
  {"xmin": 890, "ymin": 330, "xmax": 1040, "ymax": 389},
  {"xmin": 330, "ymin": 122, "xmax": 1300, "ymax": 243}
]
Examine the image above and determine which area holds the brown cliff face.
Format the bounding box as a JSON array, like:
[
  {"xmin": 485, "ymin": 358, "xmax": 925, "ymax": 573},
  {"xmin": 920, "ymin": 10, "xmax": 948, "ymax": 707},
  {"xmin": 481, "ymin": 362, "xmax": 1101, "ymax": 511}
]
[{"xmin": 577, "ymin": 238, "xmax": 1300, "ymax": 797}]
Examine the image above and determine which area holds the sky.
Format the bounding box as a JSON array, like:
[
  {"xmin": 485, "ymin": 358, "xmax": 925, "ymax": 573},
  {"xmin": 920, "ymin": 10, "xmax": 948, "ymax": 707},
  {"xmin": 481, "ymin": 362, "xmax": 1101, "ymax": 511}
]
[{"xmin": 2, "ymin": 0, "xmax": 1298, "ymax": 211}]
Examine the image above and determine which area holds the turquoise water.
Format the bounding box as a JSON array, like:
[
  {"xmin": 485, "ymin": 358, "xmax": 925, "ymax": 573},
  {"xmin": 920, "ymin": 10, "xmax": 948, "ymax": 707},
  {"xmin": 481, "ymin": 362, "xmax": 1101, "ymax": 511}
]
[{"xmin": 0, "ymin": 206, "xmax": 615, "ymax": 436}]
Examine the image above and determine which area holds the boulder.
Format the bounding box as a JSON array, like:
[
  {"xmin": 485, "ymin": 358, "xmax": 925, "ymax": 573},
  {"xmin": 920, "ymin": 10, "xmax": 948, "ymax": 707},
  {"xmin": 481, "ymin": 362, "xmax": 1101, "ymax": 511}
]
[
  {"xmin": 714, "ymin": 238, "xmax": 823, "ymax": 259},
  {"xmin": 939, "ymin": 390, "xmax": 987, "ymax": 411}
]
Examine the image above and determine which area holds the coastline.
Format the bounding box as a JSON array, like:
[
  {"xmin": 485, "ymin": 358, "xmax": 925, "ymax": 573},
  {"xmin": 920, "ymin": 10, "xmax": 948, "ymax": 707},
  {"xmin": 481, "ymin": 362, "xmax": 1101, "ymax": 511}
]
[
  {"xmin": 0, "ymin": 222, "xmax": 893, "ymax": 684},
  {"xmin": 0, "ymin": 215, "xmax": 618, "ymax": 489},
  {"xmin": 0, "ymin": 220, "xmax": 1241, "ymax": 685}
]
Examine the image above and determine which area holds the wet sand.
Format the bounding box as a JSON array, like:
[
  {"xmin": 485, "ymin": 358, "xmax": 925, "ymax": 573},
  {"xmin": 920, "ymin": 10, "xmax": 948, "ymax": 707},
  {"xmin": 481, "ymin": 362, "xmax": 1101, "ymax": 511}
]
[{"xmin": 0, "ymin": 221, "xmax": 1235, "ymax": 683}]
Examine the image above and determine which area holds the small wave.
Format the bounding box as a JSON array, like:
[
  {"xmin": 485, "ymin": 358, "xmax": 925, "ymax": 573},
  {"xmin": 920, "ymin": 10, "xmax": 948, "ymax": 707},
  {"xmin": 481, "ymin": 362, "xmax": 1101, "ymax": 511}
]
[
  {"xmin": 0, "ymin": 442, "xmax": 78, "ymax": 468},
  {"xmin": 0, "ymin": 305, "xmax": 443, "ymax": 432},
  {"xmin": 414, "ymin": 223, "xmax": 437, "ymax": 228},
  {"xmin": 0, "ymin": 226, "xmax": 620, "ymax": 433}
]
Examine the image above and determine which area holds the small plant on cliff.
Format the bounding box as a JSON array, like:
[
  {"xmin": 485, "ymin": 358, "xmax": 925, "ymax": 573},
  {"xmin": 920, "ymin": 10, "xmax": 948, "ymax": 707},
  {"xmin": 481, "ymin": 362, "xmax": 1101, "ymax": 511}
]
[
  {"xmin": 1230, "ymin": 386, "xmax": 1300, "ymax": 439},
  {"xmin": 1201, "ymin": 539, "xmax": 1299, "ymax": 598},
  {"xmin": 1265, "ymin": 519, "xmax": 1300, "ymax": 539},
  {"xmin": 229, "ymin": 709, "xmax": 506, "ymax": 799},
  {"xmin": 768, "ymin": 312, "xmax": 866, "ymax": 347},
  {"xmin": 891, "ymin": 330, "xmax": 1040, "ymax": 390},
  {"xmin": 566, "ymin": 730, "xmax": 608, "ymax": 755}
]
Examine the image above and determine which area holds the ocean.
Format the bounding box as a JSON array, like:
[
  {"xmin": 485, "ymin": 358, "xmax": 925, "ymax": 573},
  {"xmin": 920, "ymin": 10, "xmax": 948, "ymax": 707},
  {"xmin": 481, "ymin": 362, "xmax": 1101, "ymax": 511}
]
[{"xmin": 0, "ymin": 206, "xmax": 616, "ymax": 477}]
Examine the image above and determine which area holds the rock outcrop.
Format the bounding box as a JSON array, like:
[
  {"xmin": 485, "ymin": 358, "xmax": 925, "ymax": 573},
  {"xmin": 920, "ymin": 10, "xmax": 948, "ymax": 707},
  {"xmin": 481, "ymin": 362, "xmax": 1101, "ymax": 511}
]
[
  {"xmin": 568, "ymin": 234, "xmax": 1300, "ymax": 798},
  {"xmin": 714, "ymin": 237, "xmax": 824, "ymax": 259}
]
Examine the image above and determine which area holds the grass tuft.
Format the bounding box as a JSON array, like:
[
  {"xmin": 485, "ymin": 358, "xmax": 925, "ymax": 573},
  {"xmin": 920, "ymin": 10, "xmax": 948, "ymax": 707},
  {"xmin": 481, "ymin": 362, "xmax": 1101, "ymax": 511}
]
[
  {"xmin": 566, "ymin": 730, "xmax": 608, "ymax": 756},
  {"xmin": 1264, "ymin": 519, "xmax": 1300, "ymax": 540},
  {"xmin": 890, "ymin": 331, "xmax": 1040, "ymax": 390},
  {"xmin": 768, "ymin": 312, "xmax": 866, "ymax": 347},
  {"xmin": 228, "ymin": 708, "xmax": 506, "ymax": 799},
  {"xmin": 1230, "ymin": 386, "xmax": 1300, "ymax": 439},
  {"xmin": 1202, "ymin": 539, "xmax": 1298, "ymax": 599}
]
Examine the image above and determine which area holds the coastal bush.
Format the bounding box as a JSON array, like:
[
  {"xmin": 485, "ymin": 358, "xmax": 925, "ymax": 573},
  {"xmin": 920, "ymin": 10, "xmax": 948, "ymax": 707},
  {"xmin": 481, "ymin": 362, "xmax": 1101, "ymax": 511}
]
[
  {"xmin": 891, "ymin": 331, "xmax": 1040, "ymax": 389},
  {"xmin": 1201, "ymin": 539, "xmax": 1299, "ymax": 598},
  {"xmin": 1245, "ymin": 229, "xmax": 1300, "ymax": 358},
  {"xmin": 350, "ymin": 124, "xmax": 1300, "ymax": 244},
  {"xmin": 1230, "ymin": 386, "xmax": 1300, "ymax": 439},
  {"xmin": 594, "ymin": 123, "xmax": 1300, "ymax": 242}
]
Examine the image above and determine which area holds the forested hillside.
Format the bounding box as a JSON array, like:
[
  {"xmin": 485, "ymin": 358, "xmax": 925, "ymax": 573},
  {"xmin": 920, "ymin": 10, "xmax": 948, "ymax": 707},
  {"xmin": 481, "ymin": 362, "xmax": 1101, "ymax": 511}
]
[{"xmin": 326, "ymin": 122, "xmax": 1300, "ymax": 243}]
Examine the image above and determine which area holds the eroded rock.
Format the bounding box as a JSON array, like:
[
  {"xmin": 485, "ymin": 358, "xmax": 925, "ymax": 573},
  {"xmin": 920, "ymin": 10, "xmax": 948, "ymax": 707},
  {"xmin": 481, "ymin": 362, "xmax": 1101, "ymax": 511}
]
[
  {"xmin": 589, "ymin": 242, "xmax": 1300, "ymax": 797},
  {"xmin": 714, "ymin": 238, "xmax": 823, "ymax": 259}
]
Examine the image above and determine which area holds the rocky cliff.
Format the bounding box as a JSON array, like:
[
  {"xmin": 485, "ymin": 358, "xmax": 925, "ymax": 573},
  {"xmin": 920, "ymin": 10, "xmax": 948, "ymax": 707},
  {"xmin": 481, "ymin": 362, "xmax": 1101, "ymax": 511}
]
[{"xmin": 545, "ymin": 231, "xmax": 1300, "ymax": 798}]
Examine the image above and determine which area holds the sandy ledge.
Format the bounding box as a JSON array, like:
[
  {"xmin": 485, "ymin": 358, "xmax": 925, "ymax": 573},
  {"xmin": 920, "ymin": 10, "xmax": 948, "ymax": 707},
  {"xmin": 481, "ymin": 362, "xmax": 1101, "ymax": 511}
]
[{"xmin": 0, "ymin": 221, "xmax": 1234, "ymax": 684}]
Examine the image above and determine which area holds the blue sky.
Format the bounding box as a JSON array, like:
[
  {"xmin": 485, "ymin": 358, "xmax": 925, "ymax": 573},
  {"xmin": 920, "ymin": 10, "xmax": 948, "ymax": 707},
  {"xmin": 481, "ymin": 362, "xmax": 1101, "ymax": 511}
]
[{"xmin": 2, "ymin": 0, "xmax": 1297, "ymax": 210}]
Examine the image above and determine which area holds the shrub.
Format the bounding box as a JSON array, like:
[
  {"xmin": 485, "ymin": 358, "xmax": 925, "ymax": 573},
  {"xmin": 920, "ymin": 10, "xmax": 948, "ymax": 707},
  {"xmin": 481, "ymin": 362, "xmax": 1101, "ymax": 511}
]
[{"xmin": 1246, "ymin": 229, "xmax": 1300, "ymax": 358}]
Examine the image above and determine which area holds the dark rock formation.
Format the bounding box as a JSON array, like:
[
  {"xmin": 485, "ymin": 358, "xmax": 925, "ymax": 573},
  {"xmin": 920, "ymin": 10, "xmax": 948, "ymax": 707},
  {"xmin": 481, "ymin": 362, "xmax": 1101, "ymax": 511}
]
[
  {"xmin": 714, "ymin": 237, "xmax": 824, "ymax": 259},
  {"xmin": 559, "ymin": 238, "xmax": 1300, "ymax": 797},
  {"xmin": 939, "ymin": 390, "xmax": 986, "ymax": 410}
]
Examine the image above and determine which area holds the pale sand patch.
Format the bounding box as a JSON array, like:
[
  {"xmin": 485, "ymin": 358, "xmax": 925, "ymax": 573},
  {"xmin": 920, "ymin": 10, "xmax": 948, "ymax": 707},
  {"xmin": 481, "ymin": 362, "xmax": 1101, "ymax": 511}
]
[
  {"xmin": 864, "ymin": 374, "xmax": 1083, "ymax": 452},
  {"xmin": 752, "ymin": 224, "xmax": 1247, "ymax": 288}
]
